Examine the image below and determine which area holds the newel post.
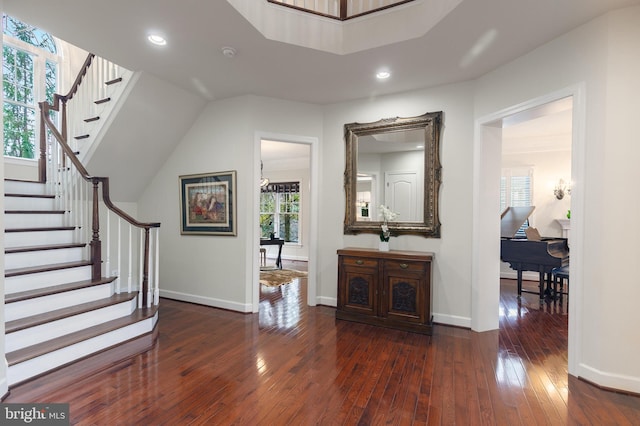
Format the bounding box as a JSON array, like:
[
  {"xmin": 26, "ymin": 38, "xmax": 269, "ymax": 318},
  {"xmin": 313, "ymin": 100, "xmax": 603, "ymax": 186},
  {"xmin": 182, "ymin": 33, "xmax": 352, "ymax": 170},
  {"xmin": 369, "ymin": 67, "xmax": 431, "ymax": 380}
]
[{"xmin": 91, "ymin": 179, "xmax": 102, "ymax": 281}]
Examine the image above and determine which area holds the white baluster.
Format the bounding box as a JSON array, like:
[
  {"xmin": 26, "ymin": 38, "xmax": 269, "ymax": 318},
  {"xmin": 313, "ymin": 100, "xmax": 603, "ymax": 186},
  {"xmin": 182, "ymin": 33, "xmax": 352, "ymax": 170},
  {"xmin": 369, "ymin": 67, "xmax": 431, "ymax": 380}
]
[
  {"xmin": 139, "ymin": 230, "xmax": 144, "ymax": 308},
  {"xmin": 117, "ymin": 217, "xmax": 122, "ymax": 294},
  {"xmin": 105, "ymin": 209, "xmax": 111, "ymax": 279},
  {"xmin": 128, "ymin": 225, "xmax": 133, "ymax": 294},
  {"xmin": 154, "ymin": 228, "xmax": 160, "ymax": 305}
]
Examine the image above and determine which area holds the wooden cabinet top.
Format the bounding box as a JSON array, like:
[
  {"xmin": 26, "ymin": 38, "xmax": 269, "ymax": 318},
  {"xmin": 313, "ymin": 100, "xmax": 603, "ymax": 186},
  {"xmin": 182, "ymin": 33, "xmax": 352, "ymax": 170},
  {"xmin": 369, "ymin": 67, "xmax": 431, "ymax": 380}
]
[{"xmin": 338, "ymin": 247, "xmax": 434, "ymax": 261}]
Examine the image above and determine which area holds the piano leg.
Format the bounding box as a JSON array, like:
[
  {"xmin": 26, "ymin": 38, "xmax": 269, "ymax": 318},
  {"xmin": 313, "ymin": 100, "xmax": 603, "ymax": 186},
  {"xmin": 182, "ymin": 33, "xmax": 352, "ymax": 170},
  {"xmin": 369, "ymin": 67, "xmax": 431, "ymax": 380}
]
[
  {"xmin": 517, "ymin": 269, "xmax": 523, "ymax": 297},
  {"xmin": 538, "ymin": 268, "xmax": 546, "ymax": 303}
]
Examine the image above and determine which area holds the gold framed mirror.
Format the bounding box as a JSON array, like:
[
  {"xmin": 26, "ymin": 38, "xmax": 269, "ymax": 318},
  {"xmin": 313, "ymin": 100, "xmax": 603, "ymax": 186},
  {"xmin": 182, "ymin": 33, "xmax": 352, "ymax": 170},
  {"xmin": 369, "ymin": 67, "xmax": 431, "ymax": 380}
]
[{"xmin": 344, "ymin": 112, "xmax": 442, "ymax": 237}]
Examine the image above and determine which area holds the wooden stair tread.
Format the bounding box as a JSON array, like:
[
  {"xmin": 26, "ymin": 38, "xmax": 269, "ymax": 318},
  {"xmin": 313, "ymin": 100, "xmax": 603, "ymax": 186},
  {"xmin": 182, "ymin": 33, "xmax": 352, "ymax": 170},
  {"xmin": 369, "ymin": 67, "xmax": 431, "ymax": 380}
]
[
  {"xmin": 6, "ymin": 306, "xmax": 158, "ymax": 366},
  {"xmin": 5, "ymin": 242, "xmax": 86, "ymax": 254},
  {"xmin": 5, "ymin": 193, "xmax": 55, "ymax": 199},
  {"xmin": 5, "ymin": 209, "xmax": 65, "ymax": 214},
  {"xmin": 105, "ymin": 77, "xmax": 123, "ymax": 85},
  {"xmin": 4, "ymin": 178, "xmax": 40, "ymax": 183},
  {"xmin": 5, "ymin": 277, "xmax": 116, "ymax": 304},
  {"xmin": 5, "ymin": 226, "xmax": 76, "ymax": 233},
  {"xmin": 5, "ymin": 260, "xmax": 92, "ymax": 278},
  {"xmin": 6, "ymin": 293, "xmax": 138, "ymax": 334}
]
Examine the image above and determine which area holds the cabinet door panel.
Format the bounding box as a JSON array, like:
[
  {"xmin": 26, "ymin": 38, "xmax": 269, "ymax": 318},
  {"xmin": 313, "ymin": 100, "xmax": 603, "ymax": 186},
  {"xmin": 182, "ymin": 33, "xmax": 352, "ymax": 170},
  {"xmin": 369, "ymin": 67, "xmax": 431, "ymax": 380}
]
[
  {"xmin": 383, "ymin": 274, "xmax": 425, "ymax": 323},
  {"xmin": 340, "ymin": 267, "xmax": 377, "ymax": 315}
]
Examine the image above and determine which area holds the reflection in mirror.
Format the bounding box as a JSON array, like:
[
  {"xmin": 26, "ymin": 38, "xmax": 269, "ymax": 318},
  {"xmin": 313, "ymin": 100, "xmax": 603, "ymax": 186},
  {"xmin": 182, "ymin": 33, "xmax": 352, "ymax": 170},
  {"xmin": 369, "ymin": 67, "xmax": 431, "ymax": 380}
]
[
  {"xmin": 358, "ymin": 128, "xmax": 424, "ymax": 222},
  {"xmin": 344, "ymin": 112, "xmax": 442, "ymax": 237}
]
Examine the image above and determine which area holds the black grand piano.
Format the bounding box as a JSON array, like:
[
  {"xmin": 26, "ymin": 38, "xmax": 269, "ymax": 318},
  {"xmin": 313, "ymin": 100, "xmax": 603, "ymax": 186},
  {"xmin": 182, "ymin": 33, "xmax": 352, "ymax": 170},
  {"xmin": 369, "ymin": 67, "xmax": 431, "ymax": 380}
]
[{"xmin": 500, "ymin": 206, "xmax": 569, "ymax": 301}]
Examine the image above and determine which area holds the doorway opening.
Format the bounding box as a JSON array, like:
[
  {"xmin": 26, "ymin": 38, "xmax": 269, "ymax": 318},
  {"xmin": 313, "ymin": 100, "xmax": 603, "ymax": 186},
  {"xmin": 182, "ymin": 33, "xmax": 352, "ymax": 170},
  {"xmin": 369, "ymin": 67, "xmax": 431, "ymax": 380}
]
[
  {"xmin": 472, "ymin": 84, "xmax": 585, "ymax": 376},
  {"xmin": 500, "ymin": 96, "xmax": 572, "ymax": 312},
  {"xmin": 253, "ymin": 133, "xmax": 318, "ymax": 313}
]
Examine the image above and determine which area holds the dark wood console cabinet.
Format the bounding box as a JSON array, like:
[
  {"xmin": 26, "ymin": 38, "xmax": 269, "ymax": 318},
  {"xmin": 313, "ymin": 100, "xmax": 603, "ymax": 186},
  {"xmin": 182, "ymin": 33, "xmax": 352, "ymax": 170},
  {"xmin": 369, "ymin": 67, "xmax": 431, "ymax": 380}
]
[{"xmin": 336, "ymin": 248, "xmax": 433, "ymax": 334}]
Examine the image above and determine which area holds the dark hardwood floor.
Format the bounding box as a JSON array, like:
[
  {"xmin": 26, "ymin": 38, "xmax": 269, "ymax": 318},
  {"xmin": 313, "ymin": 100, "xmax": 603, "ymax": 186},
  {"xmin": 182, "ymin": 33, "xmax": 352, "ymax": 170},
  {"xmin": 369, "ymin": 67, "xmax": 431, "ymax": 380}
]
[{"xmin": 5, "ymin": 261, "xmax": 640, "ymax": 425}]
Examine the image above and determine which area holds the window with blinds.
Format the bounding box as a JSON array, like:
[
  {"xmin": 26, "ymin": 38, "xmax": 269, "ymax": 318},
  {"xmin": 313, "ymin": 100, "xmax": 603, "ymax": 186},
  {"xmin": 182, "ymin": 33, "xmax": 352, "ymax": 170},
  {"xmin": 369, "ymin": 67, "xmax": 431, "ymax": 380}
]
[
  {"xmin": 501, "ymin": 168, "xmax": 533, "ymax": 238},
  {"xmin": 260, "ymin": 182, "xmax": 301, "ymax": 243}
]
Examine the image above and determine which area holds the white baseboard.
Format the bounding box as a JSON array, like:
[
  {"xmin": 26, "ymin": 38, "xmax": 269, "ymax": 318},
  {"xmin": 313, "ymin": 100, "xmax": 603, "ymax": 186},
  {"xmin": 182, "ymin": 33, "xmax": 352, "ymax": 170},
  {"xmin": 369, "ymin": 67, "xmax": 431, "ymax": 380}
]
[
  {"xmin": 159, "ymin": 289, "xmax": 252, "ymax": 313},
  {"xmin": 0, "ymin": 376, "xmax": 8, "ymax": 400},
  {"xmin": 578, "ymin": 362, "xmax": 640, "ymax": 394},
  {"xmin": 316, "ymin": 296, "xmax": 337, "ymax": 307},
  {"xmin": 432, "ymin": 313, "xmax": 471, "ymax": 329}
]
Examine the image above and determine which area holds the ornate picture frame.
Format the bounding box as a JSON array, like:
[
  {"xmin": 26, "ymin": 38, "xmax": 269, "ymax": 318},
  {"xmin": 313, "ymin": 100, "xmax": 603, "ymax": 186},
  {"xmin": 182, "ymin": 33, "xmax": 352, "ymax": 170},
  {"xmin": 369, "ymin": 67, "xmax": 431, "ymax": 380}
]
[{"xmin": 179, "ymin": 171, "xmax": 237, "ymax": 236}]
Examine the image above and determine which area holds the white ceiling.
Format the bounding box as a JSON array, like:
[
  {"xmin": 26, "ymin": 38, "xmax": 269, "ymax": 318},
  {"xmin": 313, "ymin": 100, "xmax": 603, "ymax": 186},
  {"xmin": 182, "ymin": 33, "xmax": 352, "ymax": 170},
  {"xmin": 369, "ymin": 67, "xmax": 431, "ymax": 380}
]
[
  {"xmin": 261, "ymin": 140, "xmax": 310, "ymax": 171},
  {"xmin": 502, "ymin": 97, "xmax": 573, "ymax": 155},
  {"xmin": 5, "ymin": 0, "xmax": 639, "ymax": 106},
  {"xmin": 4, "ymin": 1, "xmax": 633, "ymax": 172}
]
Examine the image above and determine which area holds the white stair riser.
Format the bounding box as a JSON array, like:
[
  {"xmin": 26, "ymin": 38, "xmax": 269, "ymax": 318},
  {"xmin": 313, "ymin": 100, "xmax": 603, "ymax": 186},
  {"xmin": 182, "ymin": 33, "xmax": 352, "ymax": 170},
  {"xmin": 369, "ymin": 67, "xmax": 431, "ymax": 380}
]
[
  {"xmin": 5, "ymin": 247, "xmax": 85, "ymax": 270},
  {"xmin": 4, "ymin": 196, "xmax": 56, "ymax": 211},
  {"xmin": 5, "ymin": 266, "xmax": 92, "ymax": 294},
  {"xmin": 7, "ymin": 313, "xmax": 158, "ymax": 386},
  {"xmin": 5, "ymin": 284, "xmax": 113, "ymax": 322},
  {"xmin": 4, "ymin": 229, "xmax": 75, "ymax": 249},
  {"xmin": 4, "ymin": 180, "xmax": 48, "ymax": 195},
  {"xmin": 6, "ymin": 297, "xmax": 138, "ymax": 353},
  {"xmin": 5, "ymin": 212, "xmax": 65, "ymax": 228}
]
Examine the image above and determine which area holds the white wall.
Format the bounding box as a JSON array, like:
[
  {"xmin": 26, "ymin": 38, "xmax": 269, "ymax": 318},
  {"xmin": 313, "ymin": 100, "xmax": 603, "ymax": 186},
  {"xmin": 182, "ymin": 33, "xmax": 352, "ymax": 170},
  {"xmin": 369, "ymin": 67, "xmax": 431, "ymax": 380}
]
[
  {"xmin": 321, "ymin": 82, "xmax": 476, "ymax": 327},
  {"xmin": 138, "ymin": 95, "xmax": 322, "ymax": 312},
  {"xmin": 502, "ymin": 150, "xmax": 571, "ymax": 237},
  {"xmin": 138, "ymin": 96, "xmax": 254, "ymax": 311}
]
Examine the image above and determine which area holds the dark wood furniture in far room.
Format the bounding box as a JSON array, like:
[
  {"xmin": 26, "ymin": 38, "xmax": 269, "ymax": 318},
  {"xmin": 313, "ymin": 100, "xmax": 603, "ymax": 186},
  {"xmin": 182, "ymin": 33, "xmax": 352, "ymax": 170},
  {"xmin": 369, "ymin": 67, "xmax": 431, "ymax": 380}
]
[
  {"xmin": 500, "ymin": 206, "xmax": 569, "ymax": 301},
  {"xmin": 336, "ymin": 248, "xmax": 433, "ymax": 335},
  {"xmin": 260, "ymin": 238, "xmax": 285, "ymax": 269}
]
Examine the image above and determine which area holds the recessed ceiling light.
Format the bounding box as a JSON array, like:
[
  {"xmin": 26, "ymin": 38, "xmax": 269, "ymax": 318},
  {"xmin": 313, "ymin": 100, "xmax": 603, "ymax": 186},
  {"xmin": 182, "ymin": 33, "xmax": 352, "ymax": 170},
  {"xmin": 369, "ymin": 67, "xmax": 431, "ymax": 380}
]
[
  {"xmin": 376, "ymin": 70, "xmax": 391, "ymax": 80},
  {"xmin": 147, "ymin": 34, "xmax": 167, "ymax": 46}
]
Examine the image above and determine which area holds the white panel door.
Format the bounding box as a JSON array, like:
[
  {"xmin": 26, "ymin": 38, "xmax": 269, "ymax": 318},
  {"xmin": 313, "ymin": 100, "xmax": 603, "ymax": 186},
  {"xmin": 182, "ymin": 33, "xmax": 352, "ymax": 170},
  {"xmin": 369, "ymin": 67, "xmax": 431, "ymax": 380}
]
[{"xmin": 384, "ymin": 171, "xmax": 418, "ymax": 221}]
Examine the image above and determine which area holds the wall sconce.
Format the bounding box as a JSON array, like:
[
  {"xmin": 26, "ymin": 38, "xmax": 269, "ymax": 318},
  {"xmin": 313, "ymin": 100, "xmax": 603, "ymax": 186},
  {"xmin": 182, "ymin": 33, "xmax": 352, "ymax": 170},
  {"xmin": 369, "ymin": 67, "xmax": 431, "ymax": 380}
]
[{"xmin": 554, "ymin": 179, "xmax": 570, "ymax": 200}]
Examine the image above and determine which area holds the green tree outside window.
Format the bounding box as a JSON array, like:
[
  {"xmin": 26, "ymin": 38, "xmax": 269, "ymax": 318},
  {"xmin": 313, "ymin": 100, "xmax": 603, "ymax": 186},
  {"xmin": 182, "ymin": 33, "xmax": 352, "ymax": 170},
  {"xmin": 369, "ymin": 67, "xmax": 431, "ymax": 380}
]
[{"xmin": 2, "ymin": 14, "xmax": 58, "ymax": 159}]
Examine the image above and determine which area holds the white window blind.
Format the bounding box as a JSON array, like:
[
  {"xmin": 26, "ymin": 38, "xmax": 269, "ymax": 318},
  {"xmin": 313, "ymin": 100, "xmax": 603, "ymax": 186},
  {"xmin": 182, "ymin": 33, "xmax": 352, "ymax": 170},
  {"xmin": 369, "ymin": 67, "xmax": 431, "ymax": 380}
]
[{"xmin": 501, "ymin": 168, "xmax": 533, "ymax": 237}]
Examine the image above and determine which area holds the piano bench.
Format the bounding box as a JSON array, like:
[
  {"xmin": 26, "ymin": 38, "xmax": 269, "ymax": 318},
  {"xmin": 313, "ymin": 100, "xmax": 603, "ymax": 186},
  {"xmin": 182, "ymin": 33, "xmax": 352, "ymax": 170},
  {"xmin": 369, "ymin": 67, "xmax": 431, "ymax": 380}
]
[{"xmin": 552, "ymin": 265, "xmax": 570, "ymax": 299}]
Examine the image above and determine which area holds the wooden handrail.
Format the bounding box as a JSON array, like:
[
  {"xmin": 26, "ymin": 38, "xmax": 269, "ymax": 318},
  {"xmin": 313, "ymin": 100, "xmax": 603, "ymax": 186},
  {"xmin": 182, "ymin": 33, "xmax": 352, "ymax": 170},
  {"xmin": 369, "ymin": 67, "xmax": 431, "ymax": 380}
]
[
  {"xmin": 40, "ymin": 102, "xmax": 159, "ymax": 230},
  {"xmin": 64, "ymin": 53, "xmax": 95, "ymax": 102}
]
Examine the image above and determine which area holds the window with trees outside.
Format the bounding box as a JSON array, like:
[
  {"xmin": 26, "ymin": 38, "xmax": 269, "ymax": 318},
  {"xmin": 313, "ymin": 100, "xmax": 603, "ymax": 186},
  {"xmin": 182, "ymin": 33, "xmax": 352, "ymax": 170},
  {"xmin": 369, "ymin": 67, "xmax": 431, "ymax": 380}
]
[
  {"xmin": 501, "ymin": 168, "xmax": 533, "ymax": 237},
  {"xmin": 2, "ymin": 14, "xmax": 58, "ymax": 159},
  {"xmin": 260, "ymin": 182, "xmax": 301, "ymax": 243}
]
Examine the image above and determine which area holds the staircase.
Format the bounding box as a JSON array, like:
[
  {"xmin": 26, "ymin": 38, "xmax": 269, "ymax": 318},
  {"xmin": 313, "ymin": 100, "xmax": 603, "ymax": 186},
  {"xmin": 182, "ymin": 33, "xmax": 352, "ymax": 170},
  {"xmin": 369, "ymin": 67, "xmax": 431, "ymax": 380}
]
[
  {"xmin": 3, "ymin": 53, "xmax": 160, "ymax": 388},
  {"xmin": 3, "ymin": 180, "xmax": 158, "ymax": 386}
]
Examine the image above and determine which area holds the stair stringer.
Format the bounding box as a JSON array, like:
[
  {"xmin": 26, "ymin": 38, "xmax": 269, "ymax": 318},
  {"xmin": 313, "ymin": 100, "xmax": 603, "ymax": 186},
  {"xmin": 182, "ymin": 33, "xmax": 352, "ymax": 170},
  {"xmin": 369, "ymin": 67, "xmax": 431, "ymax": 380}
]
[{"xmin": 77, "ymin": 70, "xmax": 140, "ymax": 165}]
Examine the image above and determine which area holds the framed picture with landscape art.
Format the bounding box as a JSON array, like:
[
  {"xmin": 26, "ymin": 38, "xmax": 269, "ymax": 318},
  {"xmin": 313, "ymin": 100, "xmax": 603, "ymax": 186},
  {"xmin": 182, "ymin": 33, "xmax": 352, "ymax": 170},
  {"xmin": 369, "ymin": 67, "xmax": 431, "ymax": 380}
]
[{"xmin": 179, "ymin": 171, "xmax": 237, "ymax": 236}]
